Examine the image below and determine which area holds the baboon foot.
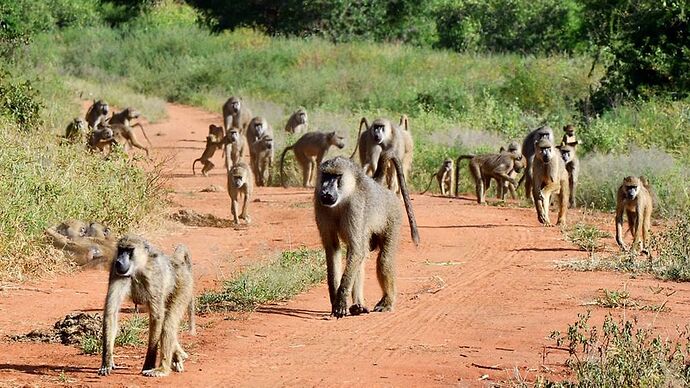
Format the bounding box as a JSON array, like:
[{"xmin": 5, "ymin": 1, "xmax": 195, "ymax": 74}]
[
  {"xmin": 556, "ymin": 218, "xmax": 566, "ymax": 227},
  {"xmin": 373, "ymin": 297, "xmax": 394, "ymax": 312},
  {"xmin": 332, "ymin": 297, "xmax": 348, "ymax": 318},
  {"xmin": 240, "ymin": 214, "xmax": 251, "ymax": 224},
  {"xmin": 142, "ymin": 367, "xmax": 171, "ymax": 377},
  {"xmin": 201, "ymin": 171, "xmax": 209, "ymax": 177},
  {"xmin": 97, "ymin": 363, "xmax": 117, "ymax": 376},
  {"xmin": 348, "ymin": 304, "xmax": 370, "ymax": 316}
]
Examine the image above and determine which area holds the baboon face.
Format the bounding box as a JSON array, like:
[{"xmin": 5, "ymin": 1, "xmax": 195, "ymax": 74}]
[
  {"xmin": 559, "ymin": 146, "xmax": 574, "ymax": 164},
  {"xmin": 370, "ymin": 120, "xmax": 390, "ymax": 145},
  {"xmin": 57, "ymin": 220, "xmax": 88, "ymax": 238},
  {"xmin": 623, "ymin": 176, "xmax": 641, "ymax": 200},
  {"xmin": 536, "ymin": 139, "xmax": 554, "ymax": 163},
  {"xmin": 94, "ymin": 100, "xmax": 109, "ymax": 116},
  {"xmin": 513, "ymin": 153, "xmax": 526, "ymax": 173},
  {"xmin": 443, "ymin": 159, "xmax": 453, "ymax": 171},
  {"xmin": 122, "ymin": 108, "xmax": 140, "ymax": 120},
  {"xmin": 296, "ymin": 109, "xmax": 307, "ymax": 124},
  {"xmin": 230, "ymin": 167, "xmax": 247, "ymax": 188},
  {"xmin": 254, "ymin": 119, "xmax": 266, "ymax": 136},
  {"xmin": 228, "ymin": 129, "xmax": 240, "ymax": 143},
  {"xmin": 328, "ymin": 132, "xmax": 346, "ymax": 149},
  {"xmin": 74, "ymin": 118, "xmax": 87, "ymax": 130},
  {"xmin": 113, "ymin": 238, "xmax": 148, "ymax": 277},
  {"xmin": 563, "ymin": 124, "xmax": 575, "ymax": 135},
  {"xmin": 507, "ymin": 141, "xmax": 519, "ymax": 153},
  {"xmin": 317, "ymin": 158, "xmax": 356, "ymax": 208},
  {"xmin": 229, "ymin": 98, "xmax": 241, "ymax": 114},
  {"xmin": 88, "ymin": 222, "xmax": 111, "ymax": 238}
]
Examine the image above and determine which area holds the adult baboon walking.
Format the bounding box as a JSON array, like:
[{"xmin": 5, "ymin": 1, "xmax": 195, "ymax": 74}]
[
  {"xmin": 519, "ymin": 125, "xmax": 554, "ymax": 201},
  {"xmin": 280, "ymin": 131, "xmax": 345, "ymax": 188}
]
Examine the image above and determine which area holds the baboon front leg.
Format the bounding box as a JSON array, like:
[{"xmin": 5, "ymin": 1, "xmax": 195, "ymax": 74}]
[
  {"xmin": 171, "ymin": 343, "xmax": 189, "ymax": 373},
  {"xmin": 349, "ymin": 260, "xmax": 369, "ymax": 316},
  {"xmin": 240, "ymin": 192, "xmax": 250, "ymax": 224},
  {"xmin": 324, "ymin": 235, "xmax": 342, "ymax": 308},
  {"xmin": 334, "ymin": 243, "xmax": 366, "ymax": 318},
  {"xmin": 632, "ymin": 205, "xmax": 643, "ymax": 252},
  {"xmin": 231, "ymin": 196, "xmax": 240, "ymax": 224},
  {"xmin": 142, "ymin": 305, "xmax": 165, "ymax": 371},
  {"xmin": 556, "ymin": 181, "xmax": 569, "ymax": 226},
  {"xmin": 142, "ymin": 300, "xmax": 187, "ymax": 377},
  {"xmin": 98, "ymin": 277, "xmax": 130, "ymax": 376}
]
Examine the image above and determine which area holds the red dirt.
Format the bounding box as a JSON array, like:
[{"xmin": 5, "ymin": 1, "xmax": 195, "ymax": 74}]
[{"xmin": 1, "ymin": 103, "xmax": 689, "ymax": 387}]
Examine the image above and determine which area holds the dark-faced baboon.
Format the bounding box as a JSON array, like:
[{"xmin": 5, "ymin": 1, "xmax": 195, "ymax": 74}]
[
  {"xmin": 519, "ymin": 125, "xmax": 554, "ymax": 201},
  {"xmin": 64, "ymin": 118, "xmax": 88, "ymax": 144},
  {"xmin": 560, "ymin": 124, "xmax": 580, "ymax": 147},
  {"xmin": 222, "ymin": 96, "xmax": 252, "ymax": 133},
  {"xmin": 224, "ymin": 128, "xmax": 244, "ymax": 167},
  {"xmin": 227, "ymin": 161, "xmax": 253, "ymax": 225},
  {"xmin": 107, "ymin": 107, "xmax": 152, "ymax": 147},
  {"xmin": 109, "ymin": 123, "xmax": 150, "ymax": 157},
  {"xmin": 284, "ymin": 108, "xmax": 308, "ymax": 134},
  {"xmin": 192, "ymin": 135, "xmax": 223, "ymax": 176},
  {"xmin": 99, "ymin": 235, "xmax": 195, "ymax": 377},
  {"xmin": 352, "ymin": 116, "xmax": 413, "ymax": 194},
  {"xmin": 314, "ymin": 154, "xmax": 419, "ymax": 318},
  {"xmin": 45, "ymin": 220, "xmax": 116, "ymax": 267},
  {"xmin": 246, "ymin": 116, "xmax": 274, "ymax": 145},
  {"xmin": 532, "ymin": 139, "xmax": 569, "ymax": 227},
  {"xmin": 280, "ymin": 131, "xmax": 346, "ymax": 188},
  {"xmin": 455, "ymin": 151, "xmax": 525, "ymax": 204},
  {"xmin": 250, "ymin": 134, "xmax": 274, "ymax": 186},
  {"xmin": 557, "ymin": 143, "xmax": 579, "ymax": 207},
  {"xmin": 88, "ymin": 126, "xmax": 115, "ymax": 153},
  {"xmin": 421, "ymin": 158, "xmax": 454, "ymax": 196},
  {"xmin": 615, "ymin": 176, "xmax": 653, "ymax": 253},
  {"xmin": 85, "ymin": 100, "xmax": 109, "ymax": 129}
]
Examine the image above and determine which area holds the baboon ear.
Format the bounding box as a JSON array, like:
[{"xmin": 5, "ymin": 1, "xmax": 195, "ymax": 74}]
[
  {"xmin": 499, "ymin": 146, "xmax": 506, "ymax": 152},
  {"xmin": 143, "ymin": 240, "xmax": 152, "ymax": 253}
]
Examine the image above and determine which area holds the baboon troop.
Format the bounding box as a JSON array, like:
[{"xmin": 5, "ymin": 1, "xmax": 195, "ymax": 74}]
[
  {"xmin": 99, "ymin": 236, "xmax": 195, "ymax": 377},
  {"xmin": 280, "ymin": 131, "xmax": 346, "ymax": 188},
  {"xmin": 531, "ymin": 139, "xmax": 569, "ymax": 227},
  {"xmin": 227, "ymin": 161, "xmax": 253, "ymax": 225},
  {"xmin": 314, "ymin": 155, "xmax": 418, "ymax": 318},
  {"xmin": 284, "ymin": 107, "xmax": 308, "ymax": 134},
  {"xmin": 353, "ymin": 116, "xmax": 414, "ymax": 194},
  {"xmin": 421, "ymin": 158, "xmax": 454, "ymax": 196},
  {"xmin": 615, "ymin": 176, "xmax": 653, "ymax": 253}
]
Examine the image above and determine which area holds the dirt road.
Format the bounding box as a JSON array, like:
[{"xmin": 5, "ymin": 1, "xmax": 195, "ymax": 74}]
[{"xmin": 1, "ymin": 103, "xmax": 688, "ymax": 387}]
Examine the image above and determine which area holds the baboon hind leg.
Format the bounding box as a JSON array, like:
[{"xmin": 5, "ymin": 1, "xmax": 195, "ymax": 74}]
[
  {"xmin": 374, "ymin": 231, "xmax": 398, "ymax": 313},
  {"xmin": 349, "ymin": 260, "xmax": 369, "ymax": 316}
]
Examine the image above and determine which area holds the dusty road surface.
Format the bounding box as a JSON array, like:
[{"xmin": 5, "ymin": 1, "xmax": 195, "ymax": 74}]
[{"xmin": 1, "ymin": 103, "xmax": 689, "ymax": 387}]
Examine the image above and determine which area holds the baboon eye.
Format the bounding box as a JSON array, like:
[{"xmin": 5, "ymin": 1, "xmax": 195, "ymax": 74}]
[{"xmin": 79, "ymin": 227, "xmax": 87, "ymax": 236}]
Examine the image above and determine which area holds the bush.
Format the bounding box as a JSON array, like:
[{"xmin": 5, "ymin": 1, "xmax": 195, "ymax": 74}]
[{"xmin": 0, "ymin": 69, "xmax": 43, "ymax": 129}]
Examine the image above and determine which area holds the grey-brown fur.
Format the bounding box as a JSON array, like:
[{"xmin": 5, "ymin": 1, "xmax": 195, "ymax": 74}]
[
  {"xmin": 532, "ymin": 139, "xmax": 569, "ymax": 226},
  {"xmin": 455, "ymin": 151, "xmax": 525, "ymax": 204},
  {"xmin": 227, "ymin": 161, "xmax": 253, "ymax": 225},
  {"xmin": 222, "ymin": 96, "xmax": 253, "ymax": 134},
  {"xmin": 249, "ymin": 134, "xmax": 274, "ymax": 186},
  {"xmin": 284, "ymin": 108, "xmax": 308, "ymax": 134},
  {"xmin": 280, "ymin": 131, "xmax": 346, "ymax": 188},
  {"xmin": 519, "ymin": 125, "xmax": 554, "ymax": 201},
  {"xmin": 85, "ymin": 100, "xmax": 109, "ymax": 129},
  {"xmin": 615, "ymin": 176, "xmax": 653, "ymax": 253}
]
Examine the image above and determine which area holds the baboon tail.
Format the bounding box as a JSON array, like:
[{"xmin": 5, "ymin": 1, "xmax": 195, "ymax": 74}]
[
  {"xmin": 192, "ymin": 158, "xmax": 200, "ymax": 175},
  {"xmin": 516, "ymin": 172, "xmax": 526, "ymax": 189},
  {"xmin": 454, "ymin": 155, "xmax": 472, "ymax": 196},
  {"xmin": 390, "ymin": 155, "xmax": 420, "ymax": 246},
  {"xmin": 188, "ymin": 297, "xmax": 196, "ymax": 335},
  {"xmin": 173, "ymin": 244, "xmax": 196, "ymax": 334},
  {"xmin": 349, "ymin": 117, "xmax": 368, "ymax": 159},
  {"xmin": 131, "ymin": 123, "xmax": 152, "ymax": 147},
  {"xmin": 420, "ymin": 175, "xmax": 435, "ymax": 195},
  {"xmin": 280, "ymin": 145, "xmax": 294, "ymax": 188}
]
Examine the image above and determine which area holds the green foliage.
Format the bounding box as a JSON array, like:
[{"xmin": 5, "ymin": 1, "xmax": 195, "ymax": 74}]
[
  {"xmin": 80, "ymin": 315, "xmax": 148, "ymax": 354},
  {"xmin": 547, "ymin": 313, "xmax": 690, "ymax": 386},
  {"xmin": 197, "ymin": 248, "xmax": 326, "ymax": 313},
  {"xmin": 650, "ymin": 214, "xmax": 690, "ymax": 281},
  {"xmin": 566, "ymin": 222, "xmax": 609, "ymax": 252},
  {"xmin": 0, "ymin": 69, "xmax": 43, "ymax": 129}
]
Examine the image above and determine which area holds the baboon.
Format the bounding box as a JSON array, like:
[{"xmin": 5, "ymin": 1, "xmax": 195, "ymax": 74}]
[
  {"xmin": 455, "ymin": 151, "xmax": 525, "ymax": 204},
  {"xmin": 560, "ymin": 124, "xmax": 580, "ymax": 147},
  {"xmin": 314, "ymin": 154, "xmax": 419, "ymax": 318},
  {"xmin": 352, "ymin": 115, "xmax": 413, "ymax": 193},
  {"xmin": 557, "ymin": 143, "xmax": 580, "ymax": 207},
  {"xmin": 85, "ymin": 100, "xmax": 109, "ymax": 129},
  {"xmin": 107, "ymin": 107, "xmax": 152, "ymax": 147},
  {"xmin": 192, "ymin": 135, "xmax": 223, "ymax": 176},
  {"xmin": 615, "ymin": 176, "xmax": 653, "ymax": 253},
  {"xmin": 280, "ymin": 131, "xmax": 346, "ymax": 188},
  {"xmin": 250, "ymin": 134, "xmax": 274, "ymax": 186},
  {"xmin": 224, "ymin": 128, "xmax": 244, "ymax": 167},
  {"xmin": 496, "ymin": 142, "xmax": 521, "ymax": 200},
  {"xmin": 227, "ymin": 161, "xmax": 253, "ymax": 225},
  {"xmin": 222, "ymin": 96, "xmax": 253, "ymax": 133},
  {"xmin": 109, "ymin": 123, "xmax": 150, "ymax": 157},
  {"xmin": 99, "ymin": 235, "xmax": 195, "ymax": 377},
  {"xmin": 246, "ymin": 116, "xmax": 274, "ymax": 144},
  {"xmin": 45, "ymin": 220, "xmax": 116, "ymax": 267},
  {"xmin": 284, "ymin": 108, "xmax": 308, "ymax": 134},
  {"xmin": 88, "ymin": 126, "xmax": 115, "ymax": 153},
  {"xmin": 532, "ymin": 139, "xmax": 569, "ymax": 227},
  {"xmin": 64, "ymin": 118, "xmax": 88, "ymax": 143},
  {"xmin": 208, "ymin": 124, "xmax": 225, "ymax": 143},
  {"xmin": 420, "ymin": 158, "xmax": 454, "ymax": 196},
  {"xmin": 519, "ymin": 125, "xmax": 554, "ymax": 201}
]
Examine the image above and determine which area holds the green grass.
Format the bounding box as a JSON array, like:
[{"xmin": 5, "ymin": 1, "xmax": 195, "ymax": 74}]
[
  {"xmin": 565, "ymin": 222, "xmax": 610, "ymax": 253},
  {"xmin": 197, "ymin": 248, "xmax": 326, "ymax": 313},
  {"xmin": 81, "ymin": 315, "xmax": 148, "ymax": 355}
]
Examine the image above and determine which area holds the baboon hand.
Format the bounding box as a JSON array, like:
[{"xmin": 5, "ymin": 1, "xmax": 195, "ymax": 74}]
[
  {"xmin": 348, "ymin": 304, "xmax": 370, "ymax": 316},
  {"xmin": 142, "ymin": 368, "xmax": 170, "ymax": 378}
]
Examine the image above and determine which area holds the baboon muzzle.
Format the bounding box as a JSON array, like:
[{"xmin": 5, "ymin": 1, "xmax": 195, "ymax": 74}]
[
  {"xmin": 114, "ymin": 251, "xmax": 132, "ymax": 276},
  {"xmin": 319, "ymin": 191, "xmax": 337, "ymax": 207}
]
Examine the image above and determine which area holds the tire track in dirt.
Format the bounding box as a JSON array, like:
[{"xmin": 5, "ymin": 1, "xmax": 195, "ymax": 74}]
[{"xmin": 2, "ymin": 103, "xmax": 690, "ymax": 386}]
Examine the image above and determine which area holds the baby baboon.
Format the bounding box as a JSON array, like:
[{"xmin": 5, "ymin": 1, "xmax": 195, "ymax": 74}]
[
  {"xmin": 557, "ymin": 143, "xmax": 579, "ymax": 207},
  {"xmin": 45, "ymin": 220, "xmax": 116, "ymax": 267},
  {"xmin": 224, "ymin": 128, "xmax": 244, "ymax": 167},
  {"xmin": 222, "ymin": 96, "xmax": 253, "ymax": 133},
  {"xmin": 519, "ymin": 125, "xmax": 554, "ymax": 201},
  {"xmin": 421, "ymin": 158, "xmax": 454, "ymax": 196},
  {"xmin": 109, "ymin": 123, "xmax": 150, "ymax": 157},
  {"xmin": 560, "ymin": 124, "xmax": 581, "ymax": 147},
  {"xmin": 192, "ymin": 135, "xmax": 223, "ymax": 176},
  {"xmin": 496, "ymin": 142, "xmax": 521, "ymax": 200},
  {"xmin": 314, "ymin": 154, "xmax": 419, "ymax": 318},
  {"xmin": 99, "ymin": 235, "xmax": 195, "ymax": 378},
  {"xmin": 85, "ymin": 100, "xmax": 109, "ymax": 129},
  {"xmin": 531, "ymin": 139, "xmax": 569, "ymax": 227},
  {"xmin": 88, "ymin": 126, "xmax": 115, "ymax": 153},
  {"xmin": 615, "ymin": 176, "xmax": 653, "ymax": 253},
  {"xmin": 107, "ymin": 107, "xmax": 152, "ymax": 147},
  {"xmin": 250, "ymin": 134, "xmax": 274, "ymax": 186},
  {"xmin": 208, "ymin": 124, "xmax": 225, "ymax": 143},
  {"xmin": 227, "ymin": 161, "xmax": 253, "ymax": 225},
  {"xmin": 280, "ymin": 131, "xmax": 346, "ymax": 188},
  {"xmin": 246, "ymin": 116, "xmax": 274, "ymax": 144},
  {"xmin": 64, "ymin": 118, "xmax": 88, "ymax": 143},
  {"xmin": 455, "ymin": 151, "xmax": 525, "ymax": 204},
  {"xmin": 352, "ymin": 116, "xmax": 413, "ymax": 193},
  {"xmin": 284, "ymin": 108, "xmax": 309, "ymax": 134}
]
